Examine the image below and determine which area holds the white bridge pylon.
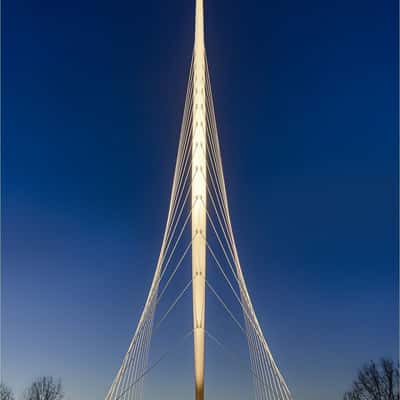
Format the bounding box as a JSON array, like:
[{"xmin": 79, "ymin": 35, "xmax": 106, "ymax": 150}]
[{"xmin": 105, "ymin": 0, "xmax": 294, "ymax": 399}]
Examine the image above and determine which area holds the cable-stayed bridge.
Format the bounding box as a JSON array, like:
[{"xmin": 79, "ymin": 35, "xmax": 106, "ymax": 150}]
[{"xmin": 105, "ymin": 0, "xmax": 293, "ymax": 399}]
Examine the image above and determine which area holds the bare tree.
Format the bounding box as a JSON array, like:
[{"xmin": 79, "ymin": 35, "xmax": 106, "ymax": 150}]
[
  {"xmin": 25, "ymin": 377, "xmax": 63, "ymax": 400},
  {"xmin": 0, "ymin": 384, "xmax": 14, "ymax": 400},
  {"xmin": 344, "ymin": 359, "xmax": 399, "ymax": 400}
]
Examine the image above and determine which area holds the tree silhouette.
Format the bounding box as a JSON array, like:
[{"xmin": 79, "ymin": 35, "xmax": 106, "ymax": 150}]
[
  {"xmin": 0, "ymin": 384, "xmax": 14, "ymax": 400},
  {"xmin": 344, "ymin": 359, "xmax": 399, "ymax": 400},
  {"xmin": 25, "ymin": 377, "xmax": 63, "ymax": 400}
]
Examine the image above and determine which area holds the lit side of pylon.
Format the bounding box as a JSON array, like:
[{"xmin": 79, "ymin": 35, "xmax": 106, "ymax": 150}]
[{"xmin": 191, "ymin": 0, "xmax": 206, "ymax": 398}]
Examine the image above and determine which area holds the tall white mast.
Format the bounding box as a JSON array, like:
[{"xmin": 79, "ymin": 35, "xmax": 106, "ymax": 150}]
[{"xmin": 191, "ymin": 0, "xmax": 207, "ymax": 397}]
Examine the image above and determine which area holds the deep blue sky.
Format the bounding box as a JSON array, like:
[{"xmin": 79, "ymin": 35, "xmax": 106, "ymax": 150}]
[{"xmin": 3, "ymin": 0, "xmax": 398, "ymax": 399}]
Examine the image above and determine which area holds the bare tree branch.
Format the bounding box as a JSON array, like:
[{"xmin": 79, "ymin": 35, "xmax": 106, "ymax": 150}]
[
  {"xmin": 25, "ymin": 377, "xmax": 63, "ymax": 400},
  {"xmin": 0, "ymin": 384, "xmax": 14, "ymax": 400},
  {"xmin": 344, "ymin": 359, "xmax": 399, "ymax": 400}
]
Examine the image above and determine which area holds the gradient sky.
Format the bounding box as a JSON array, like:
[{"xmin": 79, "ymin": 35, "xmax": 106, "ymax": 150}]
[{"xmin": 3, "ymin": 0, "xmax": 398, "ymax": 399}]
